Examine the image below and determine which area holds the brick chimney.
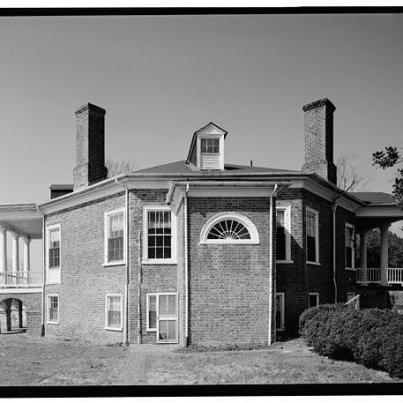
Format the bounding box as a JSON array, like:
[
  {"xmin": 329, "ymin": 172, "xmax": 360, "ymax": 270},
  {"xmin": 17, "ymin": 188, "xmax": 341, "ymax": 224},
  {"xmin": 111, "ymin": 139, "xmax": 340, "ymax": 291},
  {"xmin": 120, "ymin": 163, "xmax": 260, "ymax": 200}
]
[
  {"xmin": 301, "ymin": 98, "xmax": 337, "ymax": 185},
  {"xmin": 73, "ymin": 103, "xmax": 108, "ymax": 191}
]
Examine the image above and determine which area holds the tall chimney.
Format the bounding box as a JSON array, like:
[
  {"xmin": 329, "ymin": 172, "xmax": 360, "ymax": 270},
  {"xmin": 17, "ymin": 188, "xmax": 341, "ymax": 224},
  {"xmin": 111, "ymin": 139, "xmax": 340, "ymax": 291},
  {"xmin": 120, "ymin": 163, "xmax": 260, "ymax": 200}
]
[
  {"xmin": 301, "ymin": 98, "xmax": 337, "ymax": 185},
  {"xmin": 73, "ymin": 103, "xmax": 108, "ymax": 191}
]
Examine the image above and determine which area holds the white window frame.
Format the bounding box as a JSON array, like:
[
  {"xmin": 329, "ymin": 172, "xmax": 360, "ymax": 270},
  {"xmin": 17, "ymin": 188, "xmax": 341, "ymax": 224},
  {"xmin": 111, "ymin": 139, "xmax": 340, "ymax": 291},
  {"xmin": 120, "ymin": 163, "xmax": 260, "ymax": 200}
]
[
  {"xmin": 200, "ymin": 212, "xmax": 260, "ymax": 245},
  {"xmin": 308, "ymin": 292, "xmax": 320, "ymax": 308},
  {"xmin": 46, "ymin": 223, "xmax": 61, "ymax": 270},
  {"xmin": 143, "ymin": 206, "xmax": 177, "ymax": 264},
  {"xmin": 146, "ymin": 292, "xmax": 179, "ymax": 344},
  {"xmin": 197, "ymin": 134, "xmax": 224, "ymax": 170},
  {"xmin": 47, "ymin": 294, "xmax": 59, "ymax": 325},
  {"xmin": 146, "ymin": 293, "xmax": 158, "ymax": 331},
  {"xmin": 276, "ymin": 204, "xmax": 292, "ymax": 263},
  {"xmin": 104, "ymin": 208, "xmax": 126, "ymax": 267},
  {"xmin": 306, "ymin": 207, "xmax": 320, "ymax": 265},
  {"xmin": 345, "ymin": 223, "xmax": 355, "ymax": 271},
  {"xmin": 105, "ymin": 293, "xmax": 123, "ymax": 331},
  {"xmin": 275, "ymin": 292, "xmax": 285, "ymax": 331}
]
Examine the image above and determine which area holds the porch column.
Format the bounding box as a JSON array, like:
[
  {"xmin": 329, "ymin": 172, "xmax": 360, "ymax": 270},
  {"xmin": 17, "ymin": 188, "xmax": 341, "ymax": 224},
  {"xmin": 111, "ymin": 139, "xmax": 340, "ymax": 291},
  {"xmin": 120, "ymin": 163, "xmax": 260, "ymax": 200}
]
[
  {"xmin": 380, "ymin": 223, "xmax": 390, "ymax": 285},
  {"xmin": 0, "ymin": 226, "xmax": 7, "ymax": 286},
  {"xmin": 10, "ymin": 231, "xmax": 20, "ymax": 274},
  {"xmin": 22, "ymin": 236, "xmax": 31, "ymax": 273},
  {"xmin": 0, "ymin": 226, "xmax": 7, "ymax": 273},
  {"xmin": 359, "ymin": 229, "xmax": 368, "ymax": 268}
]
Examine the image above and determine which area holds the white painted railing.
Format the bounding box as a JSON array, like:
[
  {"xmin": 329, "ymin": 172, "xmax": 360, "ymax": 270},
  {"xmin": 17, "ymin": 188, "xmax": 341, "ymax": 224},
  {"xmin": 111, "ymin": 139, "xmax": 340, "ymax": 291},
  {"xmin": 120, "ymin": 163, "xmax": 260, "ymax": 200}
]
[
  {"xmin": 0, "ymin": 271, "xmax": 43, "ymax": 287},
  {"xmin": 356, "ymin": 268, "xmax": 403, "ymax": 285}
]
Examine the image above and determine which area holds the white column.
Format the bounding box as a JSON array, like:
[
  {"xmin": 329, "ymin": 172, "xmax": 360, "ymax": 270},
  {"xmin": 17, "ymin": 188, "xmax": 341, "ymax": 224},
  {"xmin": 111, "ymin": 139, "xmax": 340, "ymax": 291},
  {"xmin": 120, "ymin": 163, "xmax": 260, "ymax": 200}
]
[
  {"xmin": 380, "ymin": 223, "xmax": 390, "ymax": 285},
  {"xmin": 359, "ymin": 229, "xmax": 368, "ymax": 269},
  {"xmin": 0, "ymin": 226, "xmax": 7, "ymax": 273},
  {"xmin": 380, "ymin": 223, "xmax": 390, "ymax": 269},
  {"xmin": 22, "ymin": 236, "xmax": 31, "ymax": 273},
  {"xmin": 10, "ymin": 231, "xmax": 20, "ymax": 274}
]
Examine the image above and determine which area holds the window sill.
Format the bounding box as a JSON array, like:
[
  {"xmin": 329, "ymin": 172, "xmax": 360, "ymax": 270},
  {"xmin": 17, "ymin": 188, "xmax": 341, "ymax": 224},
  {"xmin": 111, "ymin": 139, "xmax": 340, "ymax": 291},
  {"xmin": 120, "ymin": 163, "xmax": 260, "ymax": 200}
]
[
  {"xmin": 147, "ymin": 329, "xmax": 156, "ymax": 332},
  {"xmin": 47, "ymin": 267, "xmax": 60, "ymax": 270},
  {"xmin": 306, "ymin": 261, "xmax": 321, "ymax": 266},
  {"xmin": 105, "ymin": 326, "xmax": 123, "ymax": 332},
  {"xmin": 276, "ymin": 260, "xmax": 294, "ymax": 264},
  {"xmin": 45, "ymin": 282, "xmax": 60, "ymax": 285},
  {"xmin": 142, "ymin": 260, "xmax": 177, "ymax": 265},
  {"xmin": 345, "ymin": 267, "xmax": 356, "ymax": 271},
  {"xmin": 276, "ymin": 328, "xmax": 285, "ymax": 332},
  {"xmin": 47, "ymin": 321, "xmax": 59, "ymax": 325},
  {"xmin": 102, "ymin": 261, "xmax": 126, "ymax": 268},
  {"xmin": 200, "ymin": 241, "xmax": 260, "ymax": 245}
]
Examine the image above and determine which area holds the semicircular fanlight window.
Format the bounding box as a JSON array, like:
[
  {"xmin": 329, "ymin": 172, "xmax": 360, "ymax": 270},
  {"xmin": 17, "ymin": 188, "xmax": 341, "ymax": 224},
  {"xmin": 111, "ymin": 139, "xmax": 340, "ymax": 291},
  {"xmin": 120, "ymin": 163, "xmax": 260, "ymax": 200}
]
[{"xmin": 207, "ymin": 219, "xmax": 251, "ymax": 240}]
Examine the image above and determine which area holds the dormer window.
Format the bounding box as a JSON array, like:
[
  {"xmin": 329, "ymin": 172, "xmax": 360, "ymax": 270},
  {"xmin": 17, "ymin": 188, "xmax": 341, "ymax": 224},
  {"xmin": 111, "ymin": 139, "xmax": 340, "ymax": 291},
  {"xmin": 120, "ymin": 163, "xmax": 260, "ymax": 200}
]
[
  {"xmin": 186, "ymin": 122, "xmax": 227, "ymax": 171},
  {"xmin": 201, "ymin": 138, "xmax": 220, "ymax": 154}
]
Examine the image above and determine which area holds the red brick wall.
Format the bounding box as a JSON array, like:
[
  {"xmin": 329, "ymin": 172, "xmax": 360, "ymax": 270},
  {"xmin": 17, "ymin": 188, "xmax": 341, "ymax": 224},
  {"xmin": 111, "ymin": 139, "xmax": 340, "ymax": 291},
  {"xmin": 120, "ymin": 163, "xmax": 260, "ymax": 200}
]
[
  {"xmin": 276, "ymin": 188, "xmax": 358, "ymax": 337},
  {"xmin": 44, "ymin": 193, "xmax": 126, "ymax": 344},
  {"xmin": 187, "ymin": 197, "xmax": 274, "ymax": 346}
]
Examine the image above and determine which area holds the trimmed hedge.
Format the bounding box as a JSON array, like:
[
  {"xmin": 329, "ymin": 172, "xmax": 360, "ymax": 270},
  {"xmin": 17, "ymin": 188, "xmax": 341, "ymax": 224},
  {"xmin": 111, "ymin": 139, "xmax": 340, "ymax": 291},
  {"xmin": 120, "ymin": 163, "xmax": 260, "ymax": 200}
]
[{"xmin": 299, "ymin": 304, "xmax": 403, "ymax": 379}]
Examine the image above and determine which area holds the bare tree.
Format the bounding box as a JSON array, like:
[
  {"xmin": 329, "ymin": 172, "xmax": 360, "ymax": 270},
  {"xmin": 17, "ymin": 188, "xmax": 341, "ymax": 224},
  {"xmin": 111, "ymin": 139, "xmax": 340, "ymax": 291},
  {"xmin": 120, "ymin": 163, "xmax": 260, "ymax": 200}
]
[
  {"xmin": 105, "ymin": 159, "xmax": 138, "ymax": 178},
  {"xmin": 336, "ymin": 155, "xmax": 371, "ymax": 192}
]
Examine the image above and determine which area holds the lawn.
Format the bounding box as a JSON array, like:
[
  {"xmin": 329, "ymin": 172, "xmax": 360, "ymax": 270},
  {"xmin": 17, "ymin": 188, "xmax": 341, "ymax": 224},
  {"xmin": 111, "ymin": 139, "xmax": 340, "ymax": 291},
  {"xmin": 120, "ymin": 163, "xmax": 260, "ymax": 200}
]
[{"xmin": 0, "ymin": 334, "xmax": 397, "ymax": 385}]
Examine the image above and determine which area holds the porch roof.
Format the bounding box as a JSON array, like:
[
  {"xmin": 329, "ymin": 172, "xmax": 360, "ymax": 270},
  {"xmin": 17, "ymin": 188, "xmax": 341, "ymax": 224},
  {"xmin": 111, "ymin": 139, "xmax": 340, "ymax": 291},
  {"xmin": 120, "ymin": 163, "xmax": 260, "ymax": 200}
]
[{"xmin": 0, "ymin": 204, "xmax": 42, "ymax": 239}]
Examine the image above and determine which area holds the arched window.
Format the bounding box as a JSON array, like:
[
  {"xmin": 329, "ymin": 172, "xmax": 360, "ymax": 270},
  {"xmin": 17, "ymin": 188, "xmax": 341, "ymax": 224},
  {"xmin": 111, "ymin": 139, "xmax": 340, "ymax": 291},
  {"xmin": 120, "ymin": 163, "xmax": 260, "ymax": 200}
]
[{"xmin": 200, "ymin": 212, "xmax": 259, "ymax": 244}]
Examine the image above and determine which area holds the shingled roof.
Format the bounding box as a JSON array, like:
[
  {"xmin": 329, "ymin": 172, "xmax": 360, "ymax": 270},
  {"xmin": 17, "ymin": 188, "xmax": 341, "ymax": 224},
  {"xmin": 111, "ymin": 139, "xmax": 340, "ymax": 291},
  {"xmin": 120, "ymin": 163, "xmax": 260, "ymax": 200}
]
[
  {"xmin": 349, "ymin": 192, "xmax": 396, "ymax": 205},
  {"xmin": 133, "ymin": 160, "xmax": 302, "ymax": 176}
]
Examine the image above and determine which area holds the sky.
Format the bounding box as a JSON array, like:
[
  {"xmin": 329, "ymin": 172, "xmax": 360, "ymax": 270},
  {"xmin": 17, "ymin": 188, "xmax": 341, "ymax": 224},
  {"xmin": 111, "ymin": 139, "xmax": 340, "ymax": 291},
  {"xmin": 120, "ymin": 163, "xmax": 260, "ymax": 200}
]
[{"xmin": 0, "ymin": 13, "xmax": 403, "ymax": 263}]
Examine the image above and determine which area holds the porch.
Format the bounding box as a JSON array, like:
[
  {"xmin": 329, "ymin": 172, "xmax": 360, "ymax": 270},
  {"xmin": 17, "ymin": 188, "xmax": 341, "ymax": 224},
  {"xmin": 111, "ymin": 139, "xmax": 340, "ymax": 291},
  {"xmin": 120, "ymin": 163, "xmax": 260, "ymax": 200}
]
[
  {"xmin": 0, "ymin": 204, "xmax": 43, "ymax": 290},
  {"xmin": 352, "ymin": 192, "xmax": 403, "ymax": 288}
]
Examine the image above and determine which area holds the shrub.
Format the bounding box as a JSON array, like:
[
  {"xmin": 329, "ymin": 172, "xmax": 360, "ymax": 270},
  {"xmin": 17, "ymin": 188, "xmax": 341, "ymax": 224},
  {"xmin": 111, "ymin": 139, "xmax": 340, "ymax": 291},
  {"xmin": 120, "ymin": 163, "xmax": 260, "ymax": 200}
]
[
  {"xmin": 299, "ymin": 304, "xmax": 403, "ymax": 379},
  {"xmin": 299, "ymin": 304, "xmax": 344, "ymax": 336}
]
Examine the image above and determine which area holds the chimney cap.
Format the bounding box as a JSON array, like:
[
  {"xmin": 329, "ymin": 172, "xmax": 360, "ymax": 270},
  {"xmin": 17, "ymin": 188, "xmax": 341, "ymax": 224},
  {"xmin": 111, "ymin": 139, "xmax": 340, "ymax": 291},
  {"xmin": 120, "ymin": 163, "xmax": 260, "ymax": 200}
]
[
  {"xmin": 302, "ymin": 98, "xmax": 336, "ymax": 113},
  {"xmin": 75, "ymin": 102, "xmax": 106, "ymax": 116}
]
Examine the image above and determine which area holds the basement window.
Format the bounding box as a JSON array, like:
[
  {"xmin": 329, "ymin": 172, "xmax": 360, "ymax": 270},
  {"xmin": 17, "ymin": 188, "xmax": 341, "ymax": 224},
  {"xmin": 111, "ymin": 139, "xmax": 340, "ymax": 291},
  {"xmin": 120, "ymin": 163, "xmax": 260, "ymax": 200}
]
[
  {"xmin": 47, "ymin": 294, "xmax": 59, "ymax": 324},
  {"xmin": 104, "ymin": 209, "xmax": 126, "ymax": 266},
  {"xmin": 309, "ymin": 293, "xmax": 319, "ymax": 308},
  {"xmin": 105, "ymin": 294, "xmax": 123, "ymax": 331}
]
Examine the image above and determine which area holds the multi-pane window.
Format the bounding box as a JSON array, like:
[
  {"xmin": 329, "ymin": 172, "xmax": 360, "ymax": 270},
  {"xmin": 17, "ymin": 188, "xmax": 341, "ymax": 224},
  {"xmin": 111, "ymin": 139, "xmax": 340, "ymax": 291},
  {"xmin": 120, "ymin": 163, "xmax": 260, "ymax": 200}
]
[
  {"xmin": 275, "ymin": 293, "xmax": 285, "ymax": 330},
  {"xmin": 207, "ymin": 219, "xmax": 250, "ymax": 240},
  {"xmin": 200, "ymin": 213, "xmax": 259, "ymax": 244},
  {"xmin": 105, "ymin": 294, "xmax": 122, "ymax": 330},
  {"xmin": 309, "ymin": 293, "xmax": 319, "ymax": 308},
  {"xmin": 48, "ymin": 295, "xmax": 59, "ymax": 324},
  {"xmin": 276, "ymin": 210, "xmax": 286, "ymax": 260},
  {"xmin": 48, "ymin": 226, "xmax": 60, "ymax": 269},
  {"xmin": 146, "ymin": 210, "xmax": 172, "ymax": 260},
  {"xmin": 201, "ymin": 138, "xmax": 220, "ymax": 154},
  {"xmin": 147, "ymin": 294, "xmax": 157, "ymax": 331},
  {"xmin": 306, "ymin": 208, "xmax": 319, "ymax": 263},
  {"xmin": 345, "ymin": 224, "xmax": 355, "ymax": 269},
  {"xmin": 105, "ymin": 210, "xmax": 125, "ymax": 264},
  {"xmin": 146, "ymin": 293, "xmax": 178, "ymax": 343}
]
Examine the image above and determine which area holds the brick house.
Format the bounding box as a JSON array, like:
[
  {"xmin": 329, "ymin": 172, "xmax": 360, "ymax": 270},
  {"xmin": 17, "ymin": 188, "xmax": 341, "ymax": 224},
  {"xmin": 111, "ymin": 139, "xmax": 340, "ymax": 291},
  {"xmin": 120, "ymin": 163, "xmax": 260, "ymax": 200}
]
[{"xmin": 0, "ymin": 98, "xmax": 402, "ymax": 346}]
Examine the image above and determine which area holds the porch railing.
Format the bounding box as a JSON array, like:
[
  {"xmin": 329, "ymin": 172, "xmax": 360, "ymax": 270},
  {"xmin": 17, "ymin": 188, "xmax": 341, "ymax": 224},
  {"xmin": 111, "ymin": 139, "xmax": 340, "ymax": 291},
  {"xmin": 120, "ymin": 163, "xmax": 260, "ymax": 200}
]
[
  {"xmin": 0, "ymin": 271, "xmax": 43, "ymax": 287},
  {"xmin": 356, "ymin": 267, "xmax": 403, "ymax": 285}
]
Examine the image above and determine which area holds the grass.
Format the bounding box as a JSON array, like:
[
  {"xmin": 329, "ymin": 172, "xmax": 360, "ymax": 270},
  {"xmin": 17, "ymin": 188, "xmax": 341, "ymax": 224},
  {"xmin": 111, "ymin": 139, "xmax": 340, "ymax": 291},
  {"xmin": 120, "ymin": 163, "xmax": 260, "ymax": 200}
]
[{"xmin": 0, "ymin": 334, "xmax": 398, "ymax": 385}]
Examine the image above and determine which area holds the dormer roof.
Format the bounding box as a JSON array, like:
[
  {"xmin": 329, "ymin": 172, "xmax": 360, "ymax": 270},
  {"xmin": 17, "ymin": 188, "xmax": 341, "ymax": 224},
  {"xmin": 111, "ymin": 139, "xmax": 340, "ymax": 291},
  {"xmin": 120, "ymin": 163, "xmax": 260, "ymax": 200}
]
[{"xmin": 186, "ymin": 122, "xmax": 228, "ymax": 165}]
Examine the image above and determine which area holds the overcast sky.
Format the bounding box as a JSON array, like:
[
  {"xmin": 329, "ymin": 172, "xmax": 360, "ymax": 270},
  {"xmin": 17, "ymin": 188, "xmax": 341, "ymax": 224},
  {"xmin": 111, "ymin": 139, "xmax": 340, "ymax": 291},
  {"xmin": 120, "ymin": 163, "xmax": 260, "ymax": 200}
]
[{"xmin": 1, "ymin": 13, "xmax": 403, "ymax": 256}]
